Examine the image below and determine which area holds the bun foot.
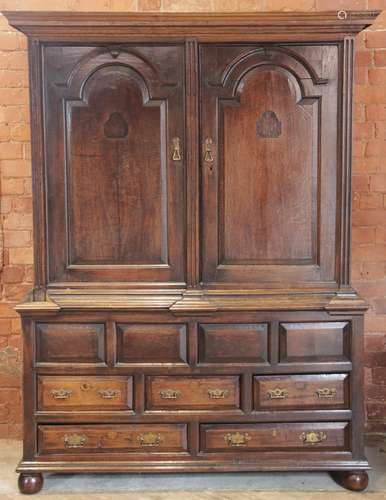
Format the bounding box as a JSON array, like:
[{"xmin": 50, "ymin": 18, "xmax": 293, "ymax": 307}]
[
  {"xmin": 18, "ymin": 473, "xmax": 43, "ymax": 494},
  {"xmin": 331, "ymin": 471, "xmax": 369, "ymax": 491}
]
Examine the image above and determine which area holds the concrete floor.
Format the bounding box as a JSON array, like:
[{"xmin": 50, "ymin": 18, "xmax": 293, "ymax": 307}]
[{"xmin": 1, "ymin": 440, "xmax": 386, "ymax": 499}]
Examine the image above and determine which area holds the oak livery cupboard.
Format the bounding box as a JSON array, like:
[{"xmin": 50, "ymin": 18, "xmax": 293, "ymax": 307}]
[{"xmin": 3, "ymin": 10, "xmax": 379, "ymax": 494}]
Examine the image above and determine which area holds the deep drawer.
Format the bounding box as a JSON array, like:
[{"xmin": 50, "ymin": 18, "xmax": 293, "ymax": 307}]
[
  {"xmin": 254, "ymin": 374, "xmax": 349, "ymax": 410},
  {"xmin": 38, "ymin": 424, "xmax": 188, "ymax": 454},
  {"xmin": 146, "ymin": 376, "xmax": 240, "ymax": 411},
  {"xmin": 37, "ymin": 376, "xmax": 133, "ymax": 411},
  {"xmin": 200, "ymin": 422, "xmax": 349, "ymax": 452}
]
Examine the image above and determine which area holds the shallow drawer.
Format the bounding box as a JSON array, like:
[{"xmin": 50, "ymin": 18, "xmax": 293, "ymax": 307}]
[
  {"xmin": 200, "ymin": 422, "xmax": 349, "ymax": 452},
  {"xmin": 146, "ymin": 376, "xmax": 240, "ymax": 411},
  {"xmin": 38, "ymin": 376, "xmax": 133, "ymax": 411},
  {"xmin": 254, "ymin": 374, "xmax": 349, "ymax": 410},
  {"xmin": 38, "ymin": 424, "xmax": 187, "ymax": 454}
]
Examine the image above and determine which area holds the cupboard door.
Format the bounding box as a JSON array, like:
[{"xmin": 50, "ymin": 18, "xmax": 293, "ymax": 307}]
[
  {"xmin": 43, "ymin": 45, "xmax": 185, "ymax": 285},
  {"xmin": 200, "ymin": 44, "xmax": 339, "ymax": 287}
]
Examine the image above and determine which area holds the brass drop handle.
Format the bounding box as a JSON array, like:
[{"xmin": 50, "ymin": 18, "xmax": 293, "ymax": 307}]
[
  {"xmin": 64, "ymin": 434, "xmax": 87, "ymax": 448},
  {"xmin": 50, "ymin": 388, "xmax": 72, "ymax": 400},
  {"xmin": 204, "ymin": 137, "xmax": 214, "ymax": 162},
  {"xmin": 315, "ymin": 388, "xmax": 337, "ymax": 399},
  {"xmin": 159, "ymin": 389, "xmax": 181, "ymax": 399},
  {"xmin": 267, "ymin": 388, "xmax": 289, "ymax": 400},
  {"xmin": 300, "ymin": 431, "xmax": 327, "ymax": 445},
  {"xmin": 98, "ymin": 389, "xmax": 121, "ymax": 399},
  {"xmin": 208, "ymin": 389, "xmax": 229, "ymax": 399},
  {"xmin": 138, "ymin": 432, "xmax": 162, "ymax": 447},
  {"xmin": 172, "ymin": 137, "xmax": 182, "ymax": 161},
  {"xmin": 224, "ymin": 432, "xmax": 251, "ymax": 447}
]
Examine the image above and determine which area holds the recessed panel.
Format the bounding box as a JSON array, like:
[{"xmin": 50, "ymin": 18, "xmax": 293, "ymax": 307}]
[
  {"xmin": 35, "ymin": 323, "xmax": 106, "ymax": 364},
  {"xmin": 198, "ymin": 323, "xmax": 268, "ymax": 364},
  {"xmin": 220, "ymin": 68, "xmax": 317, "ymax": 265},
  {"xmin": 116, "ymin": 324, "xmax": 187, "ymax": 365},
  {"xmin": 68, "ymin": 66, "xmax": 165, "ymax": 266},
  {"xmin": 280, "ymin": 322, "xmax": 350, "ymax": 362}
]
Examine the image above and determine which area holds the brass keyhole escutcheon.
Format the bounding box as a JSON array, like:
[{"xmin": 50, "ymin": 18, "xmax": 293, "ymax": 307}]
[
  {"xmin": 172, "ymin": 137, "xmax": 182, "ymax": 161},
  {"xmin": 80, "ymin": 383, "xmax": 92, "ymax": 391},
  {"xmin": 204, "ymin": 137, "xmax": 214, "ymax": 162}
]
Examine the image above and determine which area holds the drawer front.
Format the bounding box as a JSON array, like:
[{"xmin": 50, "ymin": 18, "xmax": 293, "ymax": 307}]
[
  {"xmin": 38, "ymin": 424, "xmax": 187, "ymax": 454},
  {"xmin": 254, "ymin": 374, "xmax": 348, "ymax": 410},
  {"xmin": 280, "ymin": 322, "xmax": 350, "ymax": 362},
  {"xmin": 198, "ymin": 323, "xmax": 268, "ymax": 364},
  {"xmin": 116, "ymin": 323, "xmax": 187, "ymax": 365},
  {"xmin": 38, "ymin": 376, "xmax": 133, "ymax": 411},
  {"xmin": 201, "ymin": 422, "xmax": 349, "ymax": 452},
  {"xmin": 146, "ymin": 376, "xmax": 240, "ymax": 410},
  {"xmin": 35, "ymin": 323, "xmax": 106, "ymax": 365}
]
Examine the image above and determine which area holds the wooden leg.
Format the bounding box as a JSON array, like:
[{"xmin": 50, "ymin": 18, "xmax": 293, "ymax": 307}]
[
  {"xmin": 331, "ymin": 471, "xmax": 369, "ymax": 492},
  {"xmin": 18, "ymin": 473, "xmax": 44, "ymax": 495}
]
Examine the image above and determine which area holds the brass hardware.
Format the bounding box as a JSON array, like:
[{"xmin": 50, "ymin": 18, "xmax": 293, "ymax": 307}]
[
  {"xmin": 208, "ymin": 389, "xmax": 230, "ymax": 399},
  {"xmin": 300, "ymin": 431, "xmax": 327, "ymax": 445},
  {"xmin": 172, "ymin": 137, "xmax": 182, "ymax": 161},
  {"xmin": 98, "ymin": 389, "xmax": 121, "ymax": 399},
  {"xmin": 138, "ymin": 432, "xmax": 162, "ymax": 447},
  {"xmin": 224, "ymin": 432, "xmax": 251, "ymax": 447},
  {"xmin": 267, "ymin": 388, "xmax": 289, "ymax": 400},
  {"xmin": 50, "ymin": 388, "xmax": 72, "ymax": 400},
  {"xmin": 64, "ymin": 434, "xmax": 87, "ymax": 448},
  {"xmin": 80, "ymin": 383, "xmax": 92, "ymax": 391},
  {"xmin": 159, "ymin": 389, "xmax": 181, "ymax": 399},
  {"xmin": 204, "ymin": 137, "xmax": 214, "ymax": 162},
  {"xmin": 315, "ymin": 388, "xmax": 337, "ymax": 399},
  {"xmin": 337, "ymin": 10, "xmax": 347, "ymax": 20}
]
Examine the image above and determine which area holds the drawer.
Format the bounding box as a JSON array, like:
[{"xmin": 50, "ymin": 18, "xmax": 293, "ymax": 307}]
[
  {"xmin": 38, "ymin": 424, "xmax": 187, "ymax": 454},
  {"xmin": 198, "ymin": 323, "xmax": 268, "ymax": 364},
  {"xmin": 37, "ymin": 376, "xmax": 133, "ymax": 411},
  {"xmin": 200, "ymin": 422, "xmax": 349, "ymax": 452},
  {"xmin": 146, "ymin": 376, "xmax": 240, "ymax": 411},
  {"xmin": 35, "ymin": 323, "xmax": 106, "ymax": 365},
  {"xmin": 280, "ymin": 322, "xmax": 350, "ymax": 362},
  {"xmin": 254, "ymin": 374, "xmax": 349, "ymax": 410}
]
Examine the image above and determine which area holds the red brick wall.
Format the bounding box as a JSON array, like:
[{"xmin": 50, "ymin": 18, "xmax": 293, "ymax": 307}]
[{"xmin": 0, "ymin": 0, "xmax": 385, "ymax": 439}]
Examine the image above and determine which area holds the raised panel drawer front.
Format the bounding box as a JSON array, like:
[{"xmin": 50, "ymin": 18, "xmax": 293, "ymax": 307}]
[
  {"xmin": 116, "ymin": 323, "xmax": 187, "ymax": 364},
  {"xmin": 201, "ymin": 422, "xmax": 349, "ymax": 452},
  {"xmin": 280, "ymin": 322, "xmax": 350, "ymax": 362},
  {"xmin": 38, "ymin": 376, "xmax": 133, "ymax": 411},
  {"xmin": 198, "ymin": 323, "xmax": 268, "ymax": 364},
  {"xmin": 35, "ymin": 323, "xmax": 106, "ymax": 364},
  {"xmin": 146, "ymin": 376, "xmax": 240, "ymax": 410},
  {"xmin": 38, "ymin": 424, "xmax": 188, "ymax": 454},
  {"xmin": 254, "ymin": 374, "xmax": 349, "ymax": 410}
]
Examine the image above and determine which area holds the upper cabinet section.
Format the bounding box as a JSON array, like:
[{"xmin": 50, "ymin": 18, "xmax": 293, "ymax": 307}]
[
  {"xmin": 200, "ymin": 43, "xmax": 339, "ymax": 287},
  {"xmin": 43, "ymin": 44, "xmax": 185, "ymax": 285}
]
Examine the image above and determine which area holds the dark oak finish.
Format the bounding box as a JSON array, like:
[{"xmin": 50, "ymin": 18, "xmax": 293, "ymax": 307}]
[
  {"xmin": 37, "ymin": 376, "xmax": 133, "ymax": 411},
  {"xmin": 146, "ymin": 376, "xmax": 240, "ymax": 411},
  {"xmin": 253, "ymin": 374, "xmax": 349, "ymax": 410},
  {"xmin": 198, "ymin": 323, "xmax": 268, "ymax": 364},
  {"xmin": 200, "ymin": 422, "xmax": 349, "ymax": 452},
  {"xmin": 331, "ymin": 471, "xmax": 369, "ymax": 492},
  {"xmin": 2, "ymin": 10, "xmax": 377, "ymax": 495},
  {"xmin": 18, "ymin": 474, "xmax": 43, "ymax": 495},
  {"xmin": 38, "ymin": 424, "xmax": 188, "ymax": 454},
  {"xmin": 116, "ymin": 323, "xmax": 187, "ymax": 365}
]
